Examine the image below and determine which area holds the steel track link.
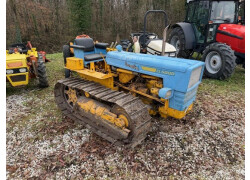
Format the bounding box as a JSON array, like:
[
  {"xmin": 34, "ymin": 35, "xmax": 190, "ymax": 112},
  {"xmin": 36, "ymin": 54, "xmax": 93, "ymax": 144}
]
[{"xmin": 54, "ymin": 77, "xmax": 152, "ymax": 147}]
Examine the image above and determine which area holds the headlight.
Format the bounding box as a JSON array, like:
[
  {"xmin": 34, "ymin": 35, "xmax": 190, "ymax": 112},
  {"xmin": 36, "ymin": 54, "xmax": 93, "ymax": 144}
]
[
  {"xmin": 6, "ymin": 69, "xmax": 14, "ymax": 74},
  {"xmin": 158, "ymin": 88, "xmax": 173, "ymax": 99},
  {"xmin": 169, "ymin": 52, "xmax": 176, "ymax": 57},
  {"xmin": 188, "ymin": 66, "xmax": 202, "ymax": 88},
  {"xmin": 19, "ymin": 68, "xmax": 26, "ymax": 73}
]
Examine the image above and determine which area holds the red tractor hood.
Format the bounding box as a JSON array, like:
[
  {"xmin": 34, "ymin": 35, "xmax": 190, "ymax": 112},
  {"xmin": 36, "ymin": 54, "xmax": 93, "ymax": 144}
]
[{"xmin": 216, "ymin": 24, "xmax": 245, "ymax": 54}]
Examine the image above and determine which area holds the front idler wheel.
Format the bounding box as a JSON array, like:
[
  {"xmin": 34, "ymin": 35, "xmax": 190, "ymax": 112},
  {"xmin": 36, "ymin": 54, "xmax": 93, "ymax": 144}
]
[{"xmin": 63, "ymin": 86, "xmax": 78, "ymax": 108}]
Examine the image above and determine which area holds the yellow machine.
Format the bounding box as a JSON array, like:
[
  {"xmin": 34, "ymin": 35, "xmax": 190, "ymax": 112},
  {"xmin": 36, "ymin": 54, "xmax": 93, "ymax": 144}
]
[
  {"xmin": 6, "ymin": 42, "xmax": 49, "ymax": 88},
  {"xmin": 6, "ymin": 52, "xmax": 29, "ymax": 86},
  {"xmin": 55, "ymin": 38, "xmax": 204, "ymax": 147}
]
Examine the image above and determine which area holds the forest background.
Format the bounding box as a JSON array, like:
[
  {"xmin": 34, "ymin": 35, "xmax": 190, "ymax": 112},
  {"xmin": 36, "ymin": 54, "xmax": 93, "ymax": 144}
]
[{"xmin": 6, "ymin": 0, "xmax": 245, "ymax": 53}]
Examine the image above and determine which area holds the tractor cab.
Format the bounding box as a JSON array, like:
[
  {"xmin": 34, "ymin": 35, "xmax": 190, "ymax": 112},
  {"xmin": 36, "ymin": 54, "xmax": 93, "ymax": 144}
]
[
  {"xmin": 185, "ymin": 0, "xmax": 239, "ymax": 44},
  {"xmin": 169, "ymin": 0, "xmax": 245, "ymax": 80}
]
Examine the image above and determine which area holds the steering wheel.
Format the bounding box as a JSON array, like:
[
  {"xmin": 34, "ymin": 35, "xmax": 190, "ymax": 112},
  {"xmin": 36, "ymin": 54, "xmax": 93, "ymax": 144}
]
[{"xmin": 139, "ymin": 33, "xmax": 150, "ymax": 47}]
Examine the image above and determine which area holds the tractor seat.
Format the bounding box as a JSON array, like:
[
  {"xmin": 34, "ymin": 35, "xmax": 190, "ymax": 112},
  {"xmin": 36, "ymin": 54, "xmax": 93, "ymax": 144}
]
[
  {"xmin": 84, "ymin": 54, "xmax": 105, "ymax": 61},
  {"xmin": 74, "ymin": 38, "xmax": 95, "ymax": 52}
]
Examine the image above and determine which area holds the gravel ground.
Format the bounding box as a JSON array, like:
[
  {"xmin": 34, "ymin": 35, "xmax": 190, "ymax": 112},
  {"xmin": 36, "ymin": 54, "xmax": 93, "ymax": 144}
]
[
  {"xmin": 6, "ymin": 55, "xmax": 245, "ymax": 179},
  {"xmin": 6, "ymin": 89, "xmax": 245, "ymax": 179}
]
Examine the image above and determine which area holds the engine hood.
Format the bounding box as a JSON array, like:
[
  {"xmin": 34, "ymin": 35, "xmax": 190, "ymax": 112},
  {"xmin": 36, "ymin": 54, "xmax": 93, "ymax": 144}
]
[
  {"xmin": 147, "ymin": 39, "xmax": 176, "ymax": 53},
  {"xmin": 216, "ymin": 24, "xmax": 245, "ymax": 54},
  {"xmin": 218, "ymin": 24, "xmax": 245, "ymax": 39},
  {"xmin": 106, "ymin": 51, "xmax": 202, "ymax": 73},
  {"xmin": 106, "ymin": 51, "xmax": 205, "ymax": 93},
  {"xmin": 6, "ymin": 53, "xmax": 26, "ymax": 61}
]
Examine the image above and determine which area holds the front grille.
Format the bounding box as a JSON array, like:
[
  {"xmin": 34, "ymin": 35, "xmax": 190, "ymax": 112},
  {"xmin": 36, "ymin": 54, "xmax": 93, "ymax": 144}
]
[
  {"xmin": 170, "ymin": 87, "xmax": 198, "ymax": 111},
  {"xmin": 10, "ymin": 75, "xmax": 26, "ymax": 82}
]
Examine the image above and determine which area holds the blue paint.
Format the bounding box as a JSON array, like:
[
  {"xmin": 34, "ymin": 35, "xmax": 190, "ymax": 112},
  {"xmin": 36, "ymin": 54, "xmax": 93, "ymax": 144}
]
[
  {"xmin": 106, "ymin": 51, "xmax": 205, "ymax": 111},
  {"xmin": 72, "ymin": 40, "xmax": 205, "ymax": 112},
  {"xmin": 158, "ymin": 88, "xmax": 173, "ymax": 99},
  {"xmin": 116, "ymin": 45, "xmax": 122, "ymax": 52},
  {"xmin": 73, "ymin": 41, "xmax": 107, "ymax": 67},
  {"xmin": 95, "ymin": 48, "xmax": 107, "ymax": 55}
]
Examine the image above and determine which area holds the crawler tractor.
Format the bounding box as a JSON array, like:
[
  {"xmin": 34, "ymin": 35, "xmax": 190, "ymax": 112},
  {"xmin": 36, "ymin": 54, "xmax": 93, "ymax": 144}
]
[
  {"xmin": 55, "ymin": 37, "xmax": 204, "ymax": 147},
  {"xmin": 6, "ymin": 42, "xmax": 49, "ymax": 87},
  {"xmin": 169, "ymin": 0, "xmax": 245, "ymax": 79}
]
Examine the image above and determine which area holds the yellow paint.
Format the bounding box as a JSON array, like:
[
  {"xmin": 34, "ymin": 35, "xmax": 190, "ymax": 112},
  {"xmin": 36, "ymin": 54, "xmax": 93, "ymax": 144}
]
[
  {"xmin": 119, "ymin": 73, "xmax": 135, "ymax": 84},
  {"xmin": 6, "ymin": 53, "xmax": 26, "ymax": 64},
  {"xmin": 77, "ymin": 99, "xmax": 128, "ymax": 129},
  {"xmin": 66, "ymin": 57, "xmax": 84, "ymax": 70},
  {"xmin": 141, "ymin": 66, "xmax": 157, "ymax": 72},
  {"xmin": 159, "ymin": 106, "xmax": 168, "ymax": 118},
  {"xmin": 6, "ymin": 53, "xmax": 29, "ymax": 86},
  {"xmin": 118, "ymin": 114, "xmax": 129, "ymax": 127},
  {"xmin": 149, "ymin": 109, "xmax": 157, "ymax": 116},
  {"xmin": 141, "ymin": 74, "xmax": 159, "ymax": 80},
  {"xmin": 66, "ymin": 88, "xmax": 77, "ymax": 104},
  {"xmin": 167, "ymin": 104, "xmax": 193, "ymax": 119},
  {"xmin": 6, "ymin": 72, "xmax": 29, "ymax": 87},
  {"xmin": 76, "ymin": 69, "xmax": 115, "ymax": 90},
  {"xmin": 106, "ymin": 47, "xmax": 117, "ymax": 52},
  {"xmin": 65, "ymin": 52, "xmax": 193, "ymax": 120},
  {"xmin": 116, "ymin": 69, "xmax": 135, "ymax": 83},
  {"xmin": 27, "ymin": 48, "xmax": 38, "ymax": 58},
  {"xmin": 117, "ymin": 68, "xmax": 133, "ymax": 74},
  {"xmin": 116, "ymin": 82, "xmax": 162, "ymax": 103},
  {"xmin": 150, "ymin": 88, "xmax": 159, "ymax": 95},
  {"xmin": 147, "ymin": 80, "xmax": 163, "ymax": 89},
  {"xmin": 66, "ymin": 57, "xmax": 116, "ymax": 89},
  {"xmin": 90, "ymin": 62, "xmax": 95, "ymax": 71},
  {"xmin": 159, "ymin": 101, "xmax": 193, "ymax": 119},
  {"xmin": 141, "ymin": 97, "xmax": 153, "ymax": 105},
  {"xmin": 6, "ymin": 46, "xmax": 44, "ymax": 87},
  {"xmin": 85, "ymin": 92, "xmax": 90, "ymax": 98}
]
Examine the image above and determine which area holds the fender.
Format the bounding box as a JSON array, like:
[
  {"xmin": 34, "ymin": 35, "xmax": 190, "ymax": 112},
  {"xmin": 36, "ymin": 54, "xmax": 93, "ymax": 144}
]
[{"xmin": 172, "ymin": 22, "xmax": 196, "ymax": 50}]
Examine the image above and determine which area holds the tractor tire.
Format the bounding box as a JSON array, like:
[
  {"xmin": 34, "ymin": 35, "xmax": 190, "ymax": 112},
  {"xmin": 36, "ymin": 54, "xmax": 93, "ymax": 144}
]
[
  {"xmin": 63, "ymin": 45, "xmax": 72, "ymax": 78},
  {"xmin": 202, "ymin": 43, "xmax": 236, "ymax": 80},
  {"xmin": 65, "ymin": 68, "xmax": 71, "ymax": 78},
  {"xmin": 37, "ymin": 53, "xmax": 49, "ymax": 88},
  {"xmin": 63, "ymin": 45, "xmax": 71, "ymax": 65},
  {"xmin": 168, "ymin": 27, "xmax": 192, "ymax": 58}
]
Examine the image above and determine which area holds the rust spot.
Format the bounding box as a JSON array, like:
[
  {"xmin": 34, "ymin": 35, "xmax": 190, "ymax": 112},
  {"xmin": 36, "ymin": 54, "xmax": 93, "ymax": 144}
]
[{"xmin": 7, "ymin": 62, "xmax": 23, "ymax": 68}]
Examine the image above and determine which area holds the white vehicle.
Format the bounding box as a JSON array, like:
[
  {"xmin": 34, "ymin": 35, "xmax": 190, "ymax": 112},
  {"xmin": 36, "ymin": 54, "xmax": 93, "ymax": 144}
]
[{"xmin": 120, "ymin": 10, "xmax": 177, "ymax": 57}]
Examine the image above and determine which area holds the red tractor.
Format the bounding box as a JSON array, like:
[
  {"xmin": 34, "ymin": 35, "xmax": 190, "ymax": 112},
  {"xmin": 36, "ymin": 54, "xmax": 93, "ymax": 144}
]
[{"xmin": 168, "ymin": 0, "xmax": 245, "ymax": 80}]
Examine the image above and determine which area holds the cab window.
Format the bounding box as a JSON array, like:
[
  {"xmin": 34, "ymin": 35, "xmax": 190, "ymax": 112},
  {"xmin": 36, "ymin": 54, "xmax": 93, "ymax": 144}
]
[
  {"xmin": 187, "ymin": 1, "xmax": 209, "ymax": 43},
  {"xmin": 210, "ymin": 1, "xmax": 236, "ymax": 23}
]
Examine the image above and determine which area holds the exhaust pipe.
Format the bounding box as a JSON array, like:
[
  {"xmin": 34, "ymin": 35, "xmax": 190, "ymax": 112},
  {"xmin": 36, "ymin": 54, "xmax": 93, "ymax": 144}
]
[{"xmin": 161, "ymin": 25, "xmax": 170, "ymax": 56}]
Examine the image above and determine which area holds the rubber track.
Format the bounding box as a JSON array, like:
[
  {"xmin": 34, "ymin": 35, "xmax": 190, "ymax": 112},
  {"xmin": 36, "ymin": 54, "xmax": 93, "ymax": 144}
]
[{"xmin": 54, "ymin": 77, "xmax": 152, "ymax": 148}]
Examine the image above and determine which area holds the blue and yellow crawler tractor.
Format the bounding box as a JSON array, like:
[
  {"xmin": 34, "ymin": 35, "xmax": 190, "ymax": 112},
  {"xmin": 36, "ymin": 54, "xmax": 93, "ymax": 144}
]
[{"xmin": 55, "ymin": 37, "xmax": 205, "ymax": 147}]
